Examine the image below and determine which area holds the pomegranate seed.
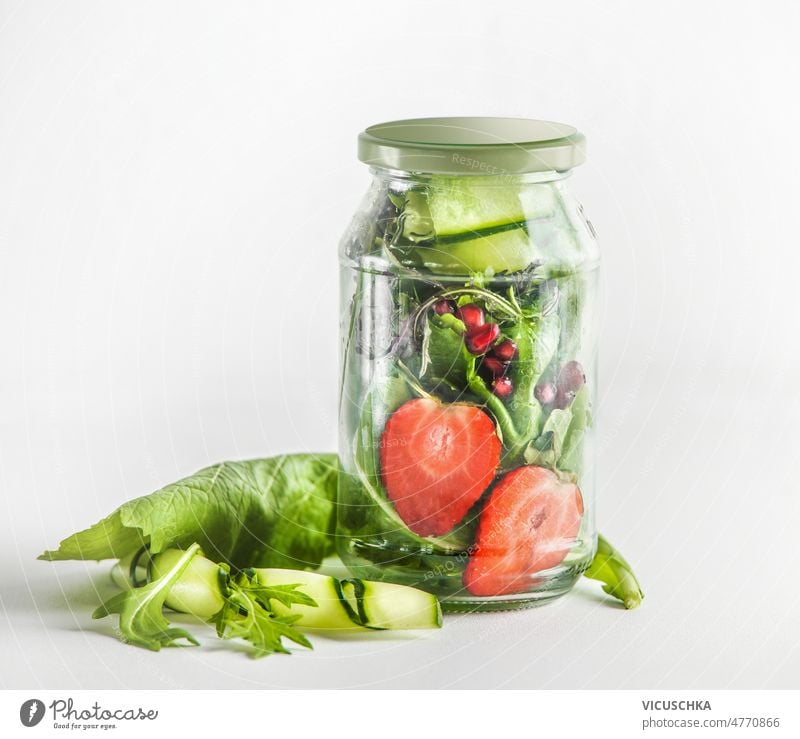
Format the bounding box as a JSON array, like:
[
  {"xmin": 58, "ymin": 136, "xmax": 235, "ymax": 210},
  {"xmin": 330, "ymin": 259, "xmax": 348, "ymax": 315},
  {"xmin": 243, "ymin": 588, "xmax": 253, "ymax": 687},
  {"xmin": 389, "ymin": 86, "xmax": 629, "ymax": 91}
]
[
  {"xmin": 558, "ymin": 360, "xmax": 586, "ymax": 394},
  {"xmin": 465, "ymin": 323, "xmax": 500, "ymax": 355},
  {"xmin": 492, "ymin": 339, "xmax": 518, "ymax": 362},
  {"xmin": 534, "ymin": 381, "xmax": 558, "ymax": 406},
  {"xmin": 433, "ymin": 299, "xmax": 454, "ymax": 316},
  {"xmin": 556, "ymin": 388, "xmax": 580, "ymax": 409},
  {"xmin": 492, "ymin": 376, "xmax": 514, "ymax": 398},
  {"xmin": 455, "ymin": 304, "xmax": 485, "ymax": 331},
  {"xmin": 481, "ymin": 356, "xmax": 508, "ymax": 378}
]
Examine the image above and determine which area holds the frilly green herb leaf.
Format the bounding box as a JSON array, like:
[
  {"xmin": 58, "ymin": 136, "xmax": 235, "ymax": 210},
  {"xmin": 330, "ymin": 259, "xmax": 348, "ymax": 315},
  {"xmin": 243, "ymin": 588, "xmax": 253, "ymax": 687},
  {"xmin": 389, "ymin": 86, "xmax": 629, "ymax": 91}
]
[
  {"xmin": 92, "ymin": 543, "xmax": 202, "ymax": 651},
  {"xmin": 242, "ymin": 569, "xmax": 318, "ymax": 610},
  {"xmin": 213, "ymin": 568, "xmax": 315, "ymax": 658}
]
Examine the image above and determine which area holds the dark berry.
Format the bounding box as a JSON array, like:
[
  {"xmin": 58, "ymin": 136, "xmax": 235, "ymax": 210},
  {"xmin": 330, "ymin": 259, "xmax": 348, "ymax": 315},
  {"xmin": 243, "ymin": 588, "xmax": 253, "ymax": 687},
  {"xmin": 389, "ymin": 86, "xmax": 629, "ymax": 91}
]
[
  {"xmin": 492, "ymin": 376, "xmax": 514, "ymax": 398},
  {"xmin": 455, "ymin": 304, "xmax": 485, "ymax": 331},
  {"xmin": 433, "ymin": 299, "xmax": 454, "ymax": 316},
  {"xmin": 492, "ymin": 339, "xmax": 518, "ymax": 362},
  {"xmin": 481, "ymin": 356, "xmax": 508, "ymax": 378},
  {"xmin": 534, "ymin": 381, "xmax": 558, "ymax": 406},
  {"xmin": 465, "ymin": 323, "xmax": 500, "ymax": 355}
]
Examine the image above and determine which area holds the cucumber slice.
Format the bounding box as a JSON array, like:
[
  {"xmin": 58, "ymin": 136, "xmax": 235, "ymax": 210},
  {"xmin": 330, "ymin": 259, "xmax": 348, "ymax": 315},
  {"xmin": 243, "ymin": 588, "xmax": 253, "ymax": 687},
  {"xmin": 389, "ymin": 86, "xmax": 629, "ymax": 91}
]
[
  {"xmin": 344, "ymin": 579, "xmax": 443, "ymax": 630},
  {"xmin": 426, "ymin": 177, "xmax": 525, "ymax": 235},
  {"xmin": 111, "ymin": 550, "xmax": 137, "ymax": 590},
  {"xmin": 257, "ymin": 569, "xmax": 442, "ymax": 631},
  {"xmin": 254, "ymin": 568, "xmax": 359, "ymax": 631},
  {"xmin": 518, "ymin": 185, "xmax": 558, "ymax": 221},
  {"xmin": 151, "ymin": 549, "xmax": 226, "ymax": 619},
  {"xmin": 425, "ymin": 178, "xmax": 557, "ymax": 236},
  {"xmin": 144, "ymin": 552, "xmax": 442, "ymax": 632},
  {"xmin": 110, "ymin": 561, "xmax": 131, "ymax": 590},
  {"xmin": 417, "ymin": 226, "xmax": 538, "ymax": 275}
]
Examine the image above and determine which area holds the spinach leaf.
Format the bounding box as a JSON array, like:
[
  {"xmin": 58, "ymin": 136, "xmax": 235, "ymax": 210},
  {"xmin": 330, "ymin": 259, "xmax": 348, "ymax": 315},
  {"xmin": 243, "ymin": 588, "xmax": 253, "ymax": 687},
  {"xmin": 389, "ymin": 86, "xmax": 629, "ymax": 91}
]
[
  {"xmin": 419, "ymin": 315, "xmax": 468, "ymax": 390},
  {"xmin": 40, "ymin": 455, "xmax": 338, "ymax": 571}
]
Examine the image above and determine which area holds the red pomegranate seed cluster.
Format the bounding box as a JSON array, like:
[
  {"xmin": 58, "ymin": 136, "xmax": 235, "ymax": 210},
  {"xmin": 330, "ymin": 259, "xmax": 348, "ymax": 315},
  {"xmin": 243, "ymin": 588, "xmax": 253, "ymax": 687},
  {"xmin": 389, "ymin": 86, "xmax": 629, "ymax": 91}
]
[
  {"xmin": 433, "ymin": 301, "xmax": 521, "ymax": 400},
  {"xmin": 481, "ymin": 337, "xmax": 517, "ymax": 398}
]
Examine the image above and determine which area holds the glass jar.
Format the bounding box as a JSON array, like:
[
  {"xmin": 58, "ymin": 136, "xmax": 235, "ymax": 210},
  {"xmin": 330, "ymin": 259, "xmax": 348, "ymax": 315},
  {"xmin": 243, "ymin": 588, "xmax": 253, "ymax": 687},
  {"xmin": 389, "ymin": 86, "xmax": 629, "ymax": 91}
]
[{"xmin": 337, "ymin": 118, "xmax": 599, "ymax": 611}]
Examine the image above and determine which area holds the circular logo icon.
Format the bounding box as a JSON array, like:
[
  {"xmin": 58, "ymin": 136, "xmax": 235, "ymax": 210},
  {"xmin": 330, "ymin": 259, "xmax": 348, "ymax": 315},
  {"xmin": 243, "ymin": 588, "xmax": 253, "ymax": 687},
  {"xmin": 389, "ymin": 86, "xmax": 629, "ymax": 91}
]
[{"xmin": 19, "ymin": 699, "xmax": 45, "ymax": 727}]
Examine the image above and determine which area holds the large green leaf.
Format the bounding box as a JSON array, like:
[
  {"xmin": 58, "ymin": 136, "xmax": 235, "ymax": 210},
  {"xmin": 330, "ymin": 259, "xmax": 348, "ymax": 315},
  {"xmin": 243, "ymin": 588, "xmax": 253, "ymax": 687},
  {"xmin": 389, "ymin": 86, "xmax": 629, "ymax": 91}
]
[{"xmin": 40, "ymin": 454, "xmax": 338, "ymax": 570}]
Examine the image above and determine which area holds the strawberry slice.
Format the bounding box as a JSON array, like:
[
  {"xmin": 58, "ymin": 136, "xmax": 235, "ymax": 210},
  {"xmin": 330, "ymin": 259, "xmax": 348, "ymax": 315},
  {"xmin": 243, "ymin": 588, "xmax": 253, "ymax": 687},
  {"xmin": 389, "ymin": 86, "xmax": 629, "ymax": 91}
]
[
  {"xmin": 464, "ymin": 466, "xmax": 583, "ymax": 596},
  {"xmin": 380, "ymin": 398, "xmax": 501, "ymax": 537}
]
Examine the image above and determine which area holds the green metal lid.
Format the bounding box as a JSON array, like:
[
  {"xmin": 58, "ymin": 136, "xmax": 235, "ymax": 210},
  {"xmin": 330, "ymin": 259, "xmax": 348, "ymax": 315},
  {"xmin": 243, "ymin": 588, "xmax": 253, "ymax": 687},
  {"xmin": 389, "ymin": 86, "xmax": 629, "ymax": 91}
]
[{"xmin": 358, "ymin": 117, "xmax": 586, "ymax": 175}]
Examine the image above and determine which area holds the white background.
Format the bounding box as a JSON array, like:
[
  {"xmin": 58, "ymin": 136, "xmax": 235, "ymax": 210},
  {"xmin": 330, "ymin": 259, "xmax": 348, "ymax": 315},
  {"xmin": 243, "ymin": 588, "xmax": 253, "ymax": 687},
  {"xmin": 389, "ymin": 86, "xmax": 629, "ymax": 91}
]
[{"xmin": 1, "ymin": 0, "xmax": 798, "ymax": 689}]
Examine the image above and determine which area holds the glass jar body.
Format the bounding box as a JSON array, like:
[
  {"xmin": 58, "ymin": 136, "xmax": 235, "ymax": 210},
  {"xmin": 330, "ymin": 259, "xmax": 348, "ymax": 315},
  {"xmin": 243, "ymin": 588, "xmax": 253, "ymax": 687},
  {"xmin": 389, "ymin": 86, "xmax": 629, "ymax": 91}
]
[{"xmin": 337, "ymin": 169, "xmax": 599, "ymax": 611}]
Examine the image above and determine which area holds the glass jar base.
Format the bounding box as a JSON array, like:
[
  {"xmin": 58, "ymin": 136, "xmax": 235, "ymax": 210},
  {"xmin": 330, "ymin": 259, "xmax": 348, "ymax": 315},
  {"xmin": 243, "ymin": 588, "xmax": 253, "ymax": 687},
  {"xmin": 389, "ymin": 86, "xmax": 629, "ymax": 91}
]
[
  {"xmin": 440, "ymin": 571, "xmax": 580, "ymax": 613},
  {"xmin": 337, "ymin": 542, "xmax": 589, "ymax": 613},
  {"xmin": 441, "ymin": 579, "xmax": 576, "ymax": 613}
]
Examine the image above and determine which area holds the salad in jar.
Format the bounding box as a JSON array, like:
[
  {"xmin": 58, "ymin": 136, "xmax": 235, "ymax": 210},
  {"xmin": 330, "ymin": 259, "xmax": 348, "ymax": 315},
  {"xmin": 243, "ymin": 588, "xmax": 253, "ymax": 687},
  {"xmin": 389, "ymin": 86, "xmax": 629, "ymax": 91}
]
[{"xmin": 338, "ymin": 119, "xmax": 600, "ymax": 610}]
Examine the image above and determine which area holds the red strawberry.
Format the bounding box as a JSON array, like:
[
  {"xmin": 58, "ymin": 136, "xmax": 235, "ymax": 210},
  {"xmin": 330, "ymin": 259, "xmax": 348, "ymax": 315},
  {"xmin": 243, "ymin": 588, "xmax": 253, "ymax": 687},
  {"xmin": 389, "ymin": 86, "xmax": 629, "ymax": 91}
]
[
  {"xmin": 380, "ymin": 398, "xmax": 501, "ymax": 537},
  {"xmin": 464, "ymin": 466, "xmax": 583, "ymax": 596}
]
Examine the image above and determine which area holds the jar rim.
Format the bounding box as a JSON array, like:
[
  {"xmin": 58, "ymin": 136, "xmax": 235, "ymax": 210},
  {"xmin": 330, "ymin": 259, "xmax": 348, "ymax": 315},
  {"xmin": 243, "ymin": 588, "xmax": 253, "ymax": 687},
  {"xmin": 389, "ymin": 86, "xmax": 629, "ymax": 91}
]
[{"xmin": 358, "ymin": 117, "xmax": 586, "ymax": 175}]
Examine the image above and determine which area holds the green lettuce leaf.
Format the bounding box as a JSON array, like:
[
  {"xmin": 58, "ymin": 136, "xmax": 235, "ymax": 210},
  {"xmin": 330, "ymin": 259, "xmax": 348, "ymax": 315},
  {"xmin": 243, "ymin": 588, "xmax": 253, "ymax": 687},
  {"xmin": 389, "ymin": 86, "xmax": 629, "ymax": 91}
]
[
  {"xmin": 559, "ymin": 385, "xmax": 591, "ymax": 472},
  {"xmin": 40, "ymin": 454, "xmax": 338, "ymax": 570},
  {"xmin": 524, "ymin": 407, "xmax": 572, "ymax": 468},
  {"xmin": 524, "ymin": 386, "xmax": 591, "ymax": 474},
  {"xmin": 506, "ymin": 310, "xmax": 560, "ymax": 451}
]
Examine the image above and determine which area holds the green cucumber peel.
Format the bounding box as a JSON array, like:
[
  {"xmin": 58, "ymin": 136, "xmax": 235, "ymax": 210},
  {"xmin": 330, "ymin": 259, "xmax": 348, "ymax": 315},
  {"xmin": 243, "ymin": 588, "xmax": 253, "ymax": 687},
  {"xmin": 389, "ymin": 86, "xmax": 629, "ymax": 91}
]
[
  {"xmin": 432, "ymin": 219, "xmax": 529, "ymax": 245},
  {"xmin": 340, "ymin": 578, "xmax": 377, "ymax": 630}
]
